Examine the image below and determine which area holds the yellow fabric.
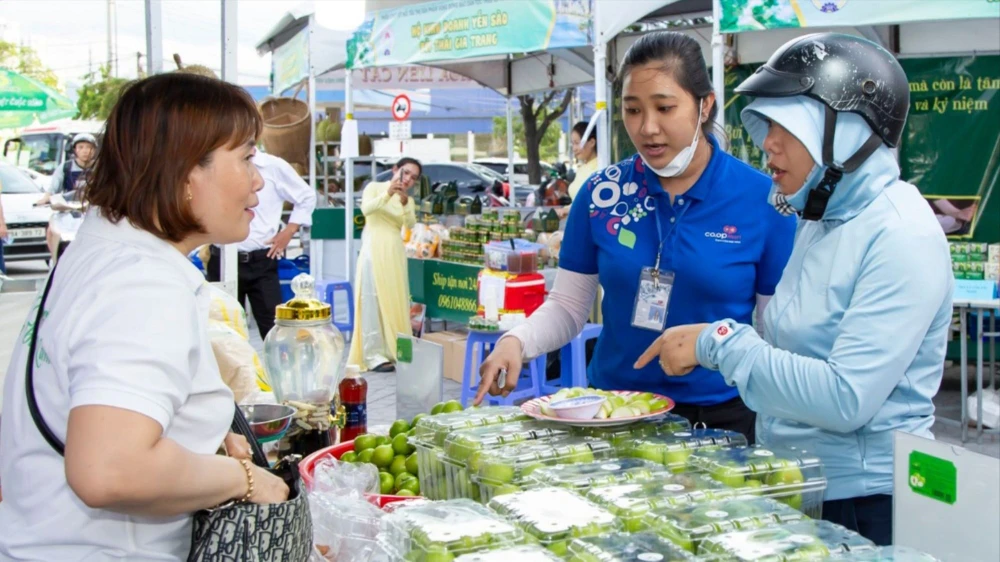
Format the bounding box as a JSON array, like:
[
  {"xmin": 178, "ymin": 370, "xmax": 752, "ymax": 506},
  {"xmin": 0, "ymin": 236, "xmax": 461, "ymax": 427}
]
[
  {"xmin": 349, "ymin": 181, "xmax": 417, "ymax": 369},
  {"xmin": 568, "ymin": 158, "xmax": 599, "ymax": 201}
]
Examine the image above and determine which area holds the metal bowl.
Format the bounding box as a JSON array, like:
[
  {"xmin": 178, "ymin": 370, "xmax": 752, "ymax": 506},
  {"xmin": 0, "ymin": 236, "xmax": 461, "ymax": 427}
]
[{"xmin": 240, "ymin": 404, "xmax": 297, "ymax": 442}]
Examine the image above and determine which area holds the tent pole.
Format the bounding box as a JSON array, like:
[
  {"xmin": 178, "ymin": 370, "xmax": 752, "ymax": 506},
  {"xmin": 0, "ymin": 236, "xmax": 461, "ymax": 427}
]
[
  {"xmin": 344, "ymin": 66, "xmax": 355, "ymax": 283},
  {"xmin": 594, "ymin": 0, "xmax": 610, "ymax": 169},
  {"xmin": 144, "ymin": 0, "xmax": 162, "ymax": 75},
  {"xmin": 506, "ymin": 95, "xmax": 515, "ymax": 207},
  {"xmin": 712, "ymin": 0, "xmax": 726, "ymax": 136},
  {"xmin": 219, "ymin": 0, "xmax": 238, "ymax": 297}
]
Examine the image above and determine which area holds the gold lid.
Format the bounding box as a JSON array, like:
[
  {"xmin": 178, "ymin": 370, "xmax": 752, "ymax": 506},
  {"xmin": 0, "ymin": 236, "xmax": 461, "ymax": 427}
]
[{"xmin": 274, "ymin": 274, "xmax": 331, "ymax": 321}]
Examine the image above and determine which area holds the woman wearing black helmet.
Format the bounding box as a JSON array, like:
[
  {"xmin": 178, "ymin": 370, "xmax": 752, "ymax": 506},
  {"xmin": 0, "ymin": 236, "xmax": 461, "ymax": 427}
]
[{"xmin": 642, "ymin": 33, "xmax": 954, "ymax": 544}]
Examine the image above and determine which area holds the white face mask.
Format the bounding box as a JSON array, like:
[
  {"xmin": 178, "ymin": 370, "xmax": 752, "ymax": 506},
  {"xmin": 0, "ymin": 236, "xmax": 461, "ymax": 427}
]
[{"xmin": 643, "ymin": 99, "xmax": 704, "ymax": 178}]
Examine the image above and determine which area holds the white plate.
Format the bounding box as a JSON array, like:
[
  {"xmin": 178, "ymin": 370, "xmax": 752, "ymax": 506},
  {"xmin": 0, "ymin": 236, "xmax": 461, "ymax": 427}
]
[{"xmin": 521, "ymin": 390, "xmax": 676, "ymax": 427}]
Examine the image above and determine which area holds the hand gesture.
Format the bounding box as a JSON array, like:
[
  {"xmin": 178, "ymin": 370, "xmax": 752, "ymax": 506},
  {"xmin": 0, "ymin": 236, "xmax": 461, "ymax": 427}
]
[
  {"xmin": 473, "ymin": 337, "xmax": 524, "ymax": 405},
  {"xmin": 634, "ymin": 324, "xmax": 708, "ymax": 376}
]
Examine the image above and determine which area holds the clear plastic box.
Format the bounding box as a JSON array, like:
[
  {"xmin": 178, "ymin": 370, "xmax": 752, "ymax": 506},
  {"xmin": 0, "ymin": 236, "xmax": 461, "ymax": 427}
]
[
  {"xmin": 412, "ymin": 407, "xmax": 528, "ymax": 500},
  {"xmin": 440, "ymin": 421, "xmax": 569, "ymax": 501},
  {"xmin": 471, "ymin": 436, "xmax": 616, "ymax": 502},
  {"xmin": 824, "ymin": 546, "xmax": 941, "ymax": 561},
  {"xmin": 646, "ymin": 497, "xmax": 808, "ymax": 554},
  {"xmin": 379, "ymin": 499, "xmax": 529, "ymax": 561},
  {"xmin": 584, "ymin": 472, "xmax": 732, "ymax": 532},
  {"xmin": 566, "ymin": 531, "xmax": 702, "ymax": 562},
  {"xmin": 698, "ymin": 520, "xmax": 876, "ymax": 560},
  {"xmin": 524, "ymin": 457, "xmax": 669, "ymax": 492},
  {"xmin": 569, "ymin": 414, "xmax": 691, "ymax": 445},
  {"xmin": 487, "ymin": 488, "xmax": 622, "ymax": 557},
  {"xmin": 453, "ymin": 544, "xmax": 565, "ymax": 561},
  {"xmin": 688, "ymin": 445, "xmax": 828, "ymax": 518},
  {"xmin": 483, "ymin": 240, "xmax": 543, "ymax": 274},
  {"xmin": 623, "ymin": 429, "xmax": 748, "ymax": 473}
]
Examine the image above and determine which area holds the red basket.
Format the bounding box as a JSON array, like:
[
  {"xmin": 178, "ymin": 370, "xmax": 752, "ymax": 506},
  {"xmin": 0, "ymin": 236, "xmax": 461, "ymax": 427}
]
[{"xmin": 299, "ymin": 440, "xmax": 419, "ymax": 508}]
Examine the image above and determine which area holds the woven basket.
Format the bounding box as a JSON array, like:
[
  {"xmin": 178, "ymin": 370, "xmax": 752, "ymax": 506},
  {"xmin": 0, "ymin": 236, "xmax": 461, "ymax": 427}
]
[{"xmin": 259, "ymin": 97, "xmax": 311, "ymax": 168}]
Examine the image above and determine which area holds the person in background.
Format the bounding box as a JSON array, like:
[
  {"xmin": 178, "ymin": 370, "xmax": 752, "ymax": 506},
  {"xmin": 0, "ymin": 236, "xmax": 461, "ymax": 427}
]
[
  {"xmin": 475, "ymin": 32, "xmax": 796, "ymax": 442},
  {"xmin": 36, "ymin": 133, "xmax": 98, "ymax": 260},
  {"xmin": 0, "ymin": 72, "xmax": 288, "ymax": 560},
  {"xmin": 206, "ymin": 150, "xmax": 316, "ymax": 339},
  {"xmin": 644, "ymin": 33, "xmax": 953, "ymax": 545},
  {"xmin": 349, "ymin": 157, "xmax": 420, "ymax": 373},
  {"xmin": 557, "ymin": 121, "xmax": 600, "ymax": 219}
]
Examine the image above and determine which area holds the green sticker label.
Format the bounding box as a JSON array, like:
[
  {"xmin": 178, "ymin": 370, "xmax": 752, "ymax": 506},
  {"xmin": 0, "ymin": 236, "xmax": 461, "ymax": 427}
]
[
  {"xmin": 618, "ymin": 227, "xmax": 637, "ymax": 249},
  {"xmin": 909, "ymin": 450, "xmax": 956, "ymax": 505},
  {"xmin": 397, "ymin": 337, "xmax": 413, "ymax": 364}
]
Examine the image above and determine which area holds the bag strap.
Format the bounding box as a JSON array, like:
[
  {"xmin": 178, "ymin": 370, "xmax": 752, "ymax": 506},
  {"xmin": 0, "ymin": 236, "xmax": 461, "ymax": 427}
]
[{"xmin": 27, "ymin": 261, "xmax": 270, "ymax": 469}]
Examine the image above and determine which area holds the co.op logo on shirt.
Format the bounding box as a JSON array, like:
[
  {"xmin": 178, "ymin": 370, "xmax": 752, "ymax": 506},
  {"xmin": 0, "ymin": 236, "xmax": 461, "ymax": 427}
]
[{"xmin": 705, "ymin": 225, "xmax": 742, "ymax": 244}]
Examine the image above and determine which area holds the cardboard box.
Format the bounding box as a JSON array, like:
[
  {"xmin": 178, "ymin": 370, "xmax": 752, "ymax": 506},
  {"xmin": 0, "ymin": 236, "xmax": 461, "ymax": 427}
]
[{"xmin": 421, "ymin": 330, "xmax": 469, "ymax": 384}]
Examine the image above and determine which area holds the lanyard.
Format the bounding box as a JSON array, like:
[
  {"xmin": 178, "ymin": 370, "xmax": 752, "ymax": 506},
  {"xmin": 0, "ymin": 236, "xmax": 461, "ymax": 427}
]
[{"xmin": 652, "ymin": 195, "xmax": 690, "ymax": 283}]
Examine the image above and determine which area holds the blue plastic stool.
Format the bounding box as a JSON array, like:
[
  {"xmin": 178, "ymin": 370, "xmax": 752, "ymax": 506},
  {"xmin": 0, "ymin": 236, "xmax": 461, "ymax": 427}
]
[
  {"xmin": 460, "ymin": 331, "xmax": 545, "ymax": 407},
  {"xmin": 323, "ymin": 279, "xmax": 355, "ymax": 337},
  {"xmin": 542, "ymin": 323, "xmax": 603, "ymax": 395}
]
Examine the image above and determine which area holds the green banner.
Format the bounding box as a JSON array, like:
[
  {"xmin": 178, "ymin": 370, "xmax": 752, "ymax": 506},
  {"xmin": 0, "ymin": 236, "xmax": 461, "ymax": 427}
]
[
  {"xmin": 0, "ymin": 68, "xmax": 78, "ymax": 128},
  {"xmin": 408, "ymin": 258, "xmax": 481, "ymax": 323},
  {"xmin": 346, "ymin": 0, "xmax": 592, "ymax": 69},
  {"xmin": 273, "ymin": 27, "xmax": 310, "ymax": 95},
  {"xmin": 900, "ymin": 56, "xmax": 1000, "ymax": 243},
  {"xmin": 720, "ymin": 0, "xmax": 999, "ymax": 34}
]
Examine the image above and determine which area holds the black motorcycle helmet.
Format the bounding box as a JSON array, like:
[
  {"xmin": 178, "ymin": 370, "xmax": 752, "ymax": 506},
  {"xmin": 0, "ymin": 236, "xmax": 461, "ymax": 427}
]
[{"xmin": 736, "ymin": 33, "xmax": 909, "ymax": 220}]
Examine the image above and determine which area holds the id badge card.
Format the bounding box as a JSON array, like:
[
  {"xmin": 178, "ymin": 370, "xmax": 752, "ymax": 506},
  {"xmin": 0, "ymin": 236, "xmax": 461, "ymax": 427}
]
[{"xmin": 631, "ymin": 268, "xmax": 674, "ymax": 332}]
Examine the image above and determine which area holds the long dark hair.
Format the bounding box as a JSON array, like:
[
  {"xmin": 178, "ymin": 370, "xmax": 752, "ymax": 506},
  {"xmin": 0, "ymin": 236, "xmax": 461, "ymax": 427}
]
[
  {"xmin": 572, "ymin": 121, "xmax": 597, "ymax": 150},
  {"xmin": 616, "ymin": 31, "xmax": 722, "ymax": 141}
]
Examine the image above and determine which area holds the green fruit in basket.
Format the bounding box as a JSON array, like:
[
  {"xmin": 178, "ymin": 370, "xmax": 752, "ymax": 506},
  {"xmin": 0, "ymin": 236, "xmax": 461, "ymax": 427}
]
[
  {"xmin": 481, "ymin": 463, "xmax": 515, "ymax": 484},
  {"xmin": 406, "ymin": 453, "xmax": 419, "ymax": 475},
  {"xmin": 390, "ymin": 419, "xmax": 411, "ymax": 438},
  {"xmin": 379, "ymin": 472, "xmax": 396, "ymax": 494},
  {"xmin": 393, "ymin": 434, "xmax": 414, "ymax": 455},
  {"xmin": 376, "ymin": 435, "xmax": 390, "ymax": 447},
  {"xmin": 547, "ymin": 541, "xmax": 569, "ymax": 557},
  {"xmin": 357, "ymin": 448, "xmax": 375, "ymax": 464},
  {"xmin": 354, "ymin": 434, "xmax": 378, "ymax": 452},
  {"xmin": 442, "ymin": 400, "xmax": 464, "ymax": 413},
  {"xmin": 494, "ymin": 483, "xmax": 521, "ymax": 496},
  {"xmin": 712, "ymin": 464, "xmax": 745, "ymax": 488},
  {"xmin": 467, "ymin": 451, "xmax": 484, "ymax": 472},
  {"xmin": 372, "ymin": 445, "xmax": 395, "ymax": 468},
  {"xmin": 743, "ymin": 478, "xmax": 764, "ymax": 495},
  {"xmin": 395, "ymin": 471, "xmax": 417, "ymax": 491},
  {"xmin": 340, "ymin": 451, "xmax": 358, "ymax": 463},
  {"xmin": 423, "ymin": 545, "xmax": 454, "ymax": 562},
  {"xmin": 664, "ymin": 448, "xmax": 693, "ymax": 471},
  {"xmin": 778, "ymin": 493, "xmax": 803, "ymax": 511},
  {"xmin": 520, "ymin": 462, "xmax": 546, "ymax": 478},
  {"xmin": 431, "ymin": 402, "xmax": 447, "ymax": 415},
  {"xmin": 398, "ymin": 476, "xmax": 421, "ymax": 495},
  {"xmin": 566, "ymin": 447, "xmax": 595, "ymax": 464},
  {"xmin": 390, "ymin": 455, "xmax": 408, "ymax": 476},
  {"xmin": 411, "ymin": 413, "xmax": 427, "ymax": 427},
  {"xmin": 766, "ymin": 462, "xmax": 805, "ymax": 487}
]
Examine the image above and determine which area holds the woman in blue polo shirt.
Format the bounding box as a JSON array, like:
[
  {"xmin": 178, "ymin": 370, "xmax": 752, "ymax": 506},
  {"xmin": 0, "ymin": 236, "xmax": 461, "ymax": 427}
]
[{"xmin": 474, "ymin": 31, "xmax": 796, "ymax": 440}]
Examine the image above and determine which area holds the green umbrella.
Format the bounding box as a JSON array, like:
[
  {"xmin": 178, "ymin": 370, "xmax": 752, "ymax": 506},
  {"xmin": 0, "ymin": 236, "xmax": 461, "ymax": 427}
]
[{"xmin": 0, "ymin": 67, "xmax": 78, "ymax": 129}]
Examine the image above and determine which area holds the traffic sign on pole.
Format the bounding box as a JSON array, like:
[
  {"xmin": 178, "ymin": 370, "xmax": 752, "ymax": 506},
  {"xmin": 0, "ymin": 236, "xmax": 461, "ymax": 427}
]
[{"xmin": 392, "ymin": 94, "xmax": 411, "ymax": 121}]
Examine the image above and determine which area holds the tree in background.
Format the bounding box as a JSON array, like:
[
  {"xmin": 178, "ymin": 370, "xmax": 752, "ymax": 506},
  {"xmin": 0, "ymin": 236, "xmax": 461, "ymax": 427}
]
[
  {"xmin": 76, "ymin": 65, "xmax": 129, "ymax": 120},
  {"xmin": 492, "ymin": 89, "xmax": 574, "ymax": 184},
  {"xmin": 0, "ymin": 40, "xmax": 59, "ymax": 89}
]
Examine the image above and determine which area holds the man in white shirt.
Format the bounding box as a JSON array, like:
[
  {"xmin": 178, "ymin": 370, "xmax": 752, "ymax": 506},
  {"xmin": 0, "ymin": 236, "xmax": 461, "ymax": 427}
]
[{"xmin": 207, "ymin": 151, "xmax": 316, "ymax": 337}]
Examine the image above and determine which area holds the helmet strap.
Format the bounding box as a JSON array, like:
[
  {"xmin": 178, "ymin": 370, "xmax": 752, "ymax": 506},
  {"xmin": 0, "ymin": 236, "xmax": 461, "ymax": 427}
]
[{"xmin": 802, "ymin": 106, "xmax": 886, "ymax": 221}]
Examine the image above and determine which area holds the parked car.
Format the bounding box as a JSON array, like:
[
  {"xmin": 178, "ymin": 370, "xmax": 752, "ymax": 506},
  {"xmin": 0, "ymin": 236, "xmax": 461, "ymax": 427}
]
[
  {"xmin": 0, "ymin": 161, "xmax": 52, "ymax": 263},
  {"xmin": 473, "ymin": 158, "xmax": 555, "ymax": 186},
  {"xmin": 370, "ymin": 162, "xmax": 518, "ymax": 203}
]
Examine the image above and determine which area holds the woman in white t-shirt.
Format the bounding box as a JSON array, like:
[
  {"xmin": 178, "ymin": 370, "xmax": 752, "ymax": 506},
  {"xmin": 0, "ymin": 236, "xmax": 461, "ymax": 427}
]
[{"xmin": 0, "ymin": 73, "xmax": 289, "ymax": 560}]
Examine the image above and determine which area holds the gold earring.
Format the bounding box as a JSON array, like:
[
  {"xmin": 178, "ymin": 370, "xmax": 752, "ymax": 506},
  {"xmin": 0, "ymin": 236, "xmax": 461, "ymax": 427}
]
[{"xmin": 187, "ymin": 191, "xmax": 193, "ymax": 202}]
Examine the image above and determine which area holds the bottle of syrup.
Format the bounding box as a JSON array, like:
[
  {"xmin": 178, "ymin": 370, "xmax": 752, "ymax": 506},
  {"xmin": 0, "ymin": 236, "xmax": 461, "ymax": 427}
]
[{"xmin": 338, "ymin": 364, "xmax": 368, "ymax": 443}]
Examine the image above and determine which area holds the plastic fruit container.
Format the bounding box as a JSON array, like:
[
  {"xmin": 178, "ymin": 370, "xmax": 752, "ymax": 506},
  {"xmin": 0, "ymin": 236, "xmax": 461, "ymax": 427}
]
[
  {"xmin": 453, "ymin": 544, "xmax": 565, "ymax": 561},
  {"xmin": 472, "ymin": 436, "xmax": 616, "ymax": 502},
  {"xmin": 698, "ymin": 520, "xmax": 876, "ymax": 560},
  {"xmin": 299, "ymin": 441, "xmax": 419, "ymax": 507},
  {"xmin": 379, "ymin": 499, "xmax": 529, "ymax": 561},
  {"xmin": 487, "ymin": 488, "xmax": 621, "ymax": 557},
  {"xmin": 570, "ymin": 414, "xmax": 691, "ymax": 446},
  {"xmin": 584, "ymin": 472, "xmax": 731, "ymax": 533},
  {"xmin": 566, "ymin": 531, "xmax": 702, "ymax": 562},
  {"xmin": 412, "ymin": 407, "xmax": 528, "ymax": 500},
  {"xmin": 441, "ymin": 421, "xmax": 569, "ymax": 501},
  {"xmin": 623, "ymin": 429, "xmax": 748, "ymax": 473},
  {"xmin": 646, "ymin": 497, "xmax": 807, "ymax": 554},
  {"xmin": 524, "ymin": 457, "xmax": 669, "ymax": 492},
  {"xmin": 824, "ymin": 546, "xmax": 941, "ymax": 561},
  {"xmin": 688, "ymin": 445, "xmax": 828, "ymax": 518}
]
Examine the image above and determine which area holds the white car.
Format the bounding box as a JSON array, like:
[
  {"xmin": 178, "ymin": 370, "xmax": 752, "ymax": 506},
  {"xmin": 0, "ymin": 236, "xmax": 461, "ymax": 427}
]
[
  {"xmin": 473, "ymin": 158, "xmax": 555, "ymax": 186},
  {"xmin": 1, "ymin": 162, "xmax": 53, "ymax": 263}
]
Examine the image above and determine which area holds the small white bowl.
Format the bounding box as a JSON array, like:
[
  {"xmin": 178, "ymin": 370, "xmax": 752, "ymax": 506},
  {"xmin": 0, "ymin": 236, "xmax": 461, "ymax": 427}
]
[{"xmin": 548, "ymin": 395, "xmax": 607, "ymax": 420}]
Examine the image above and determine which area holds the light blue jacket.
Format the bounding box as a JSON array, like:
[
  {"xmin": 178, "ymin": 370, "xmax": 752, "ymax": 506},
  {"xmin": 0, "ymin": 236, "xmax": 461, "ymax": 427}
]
[{"xmin": 696, "ymin": 97, "xmax": 954, "ymax": 501}]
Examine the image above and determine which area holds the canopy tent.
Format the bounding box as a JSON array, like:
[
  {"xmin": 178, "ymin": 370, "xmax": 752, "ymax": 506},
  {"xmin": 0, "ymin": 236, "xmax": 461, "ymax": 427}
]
[{"xmin": 0, "ymin": 68, "xmax": 78, "ymax": 129}]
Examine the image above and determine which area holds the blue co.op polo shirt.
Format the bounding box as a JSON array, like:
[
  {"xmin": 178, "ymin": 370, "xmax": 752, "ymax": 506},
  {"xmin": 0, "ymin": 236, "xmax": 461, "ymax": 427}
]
[{"xmin": 560, "ymin": 136, "xmax": 796, "ymax": 406}]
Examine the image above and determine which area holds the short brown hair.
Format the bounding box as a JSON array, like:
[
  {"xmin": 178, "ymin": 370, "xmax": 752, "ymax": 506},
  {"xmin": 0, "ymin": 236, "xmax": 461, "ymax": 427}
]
[{"xmin": 83, "ymin": 73, "xmax": 262, "ymax": 242}]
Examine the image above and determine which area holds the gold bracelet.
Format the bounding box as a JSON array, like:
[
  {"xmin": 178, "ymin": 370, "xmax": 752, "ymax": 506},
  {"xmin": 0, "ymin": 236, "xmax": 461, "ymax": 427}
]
[{"xmin": 238, "ymin": 458, "xmax": 254, "ymax": 503}]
